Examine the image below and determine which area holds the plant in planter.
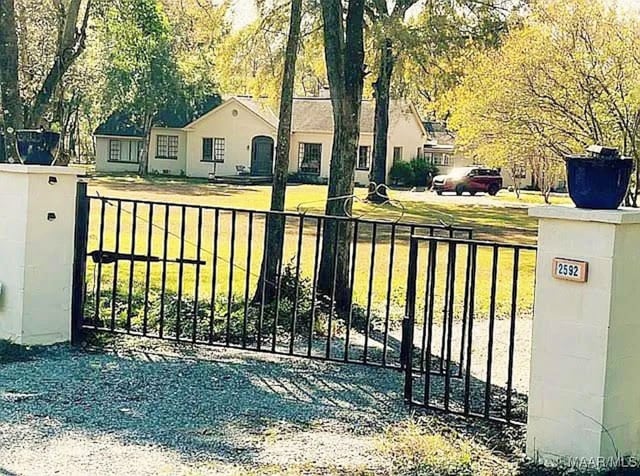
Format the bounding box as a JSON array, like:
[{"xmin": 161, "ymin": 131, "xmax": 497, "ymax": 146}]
[
  {"xmin": 0, "ymin": 129, "xmax": 60, "ymax": 165},
  {"xmin": 564, "ymin": 145, "xmax": 633, "ymax": 209}
]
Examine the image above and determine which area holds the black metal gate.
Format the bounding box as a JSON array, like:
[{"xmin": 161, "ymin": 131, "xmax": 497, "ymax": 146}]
[
  {"xmin": 402, "ymin": 235, "xmax": 537, "ymax": 424},
  {"xmin": 71, "ymin": 190, "xmax": 472, "ymax": 368},
  {"xmin": 71, "ymin": 187, "xmax": 536, "ymax": 424}
]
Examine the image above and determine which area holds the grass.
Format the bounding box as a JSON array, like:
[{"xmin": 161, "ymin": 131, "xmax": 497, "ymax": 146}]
[
  {"xmin": 377, "ymin": 420, "xmax": 474, "ymax": 475},
  {"xmin": 86, "ymin": 174, "xmax": 538, "ymax": 328},
  {"xmin": 494, "ymin": 189, "xmax": 573, "ymax": 206}
]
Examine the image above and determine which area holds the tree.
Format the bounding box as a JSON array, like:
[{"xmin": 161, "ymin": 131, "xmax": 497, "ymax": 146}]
[
  {"xmin": 216, "ymin": 4, "xmax": 325, "ymax": 103},
  {"xmin": 99, "ymin": 0, "xmax": 183, "ymax": 176},
  {"xmin": 0, "ymin": 0, "xmax": 92, "ymax": 162},
  {"xmin": 366, "ymin": 0, "xmax": 520, "ymax": 201},
  {"xmin": 255, "ymin": 0, "xmax": 304, "ymax": 303},
  {"xmin": 0, "ymin": 0, "xmax": 22, "ymax": 162},
  {"xmin": 366, "ymin": 0, "xmax": 419, "ymax": 202},
  {"xmin": 317, "ymin": 0, "xmax": 366, "ymax": 308},
  {"xmin": 447, "ymin": 0, "xmax": 640, "ymax": 203}
]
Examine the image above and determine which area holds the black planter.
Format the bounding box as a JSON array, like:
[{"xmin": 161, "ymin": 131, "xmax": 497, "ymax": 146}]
[
  {"xmin": 565, "ymin": 157, "xmax": 633, "ymax": 209},
  {"xmin": 0, "ymin": 130, "xmax": 60, "ymax": 165}
]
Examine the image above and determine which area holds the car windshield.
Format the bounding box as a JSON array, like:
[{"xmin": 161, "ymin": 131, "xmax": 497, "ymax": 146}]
[{"xmin": 448, "ymin": 167, "xmax": 474, "ymax": 178}]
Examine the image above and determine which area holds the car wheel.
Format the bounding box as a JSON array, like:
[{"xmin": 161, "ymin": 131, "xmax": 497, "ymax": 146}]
[
  {"xmin": 455, "ymin": 184, "xmax": 464, "ymax": 196},
  {"xmin": 469, "ymin": 191, "xmax": 477, "ymax": 196},
  {"xmin": 488, "ymin": 184, "xmax": 499, "ymax": 196},
  {"xmin": 436, "ymin": 190, "xmax": 443, "ymax": 196}
]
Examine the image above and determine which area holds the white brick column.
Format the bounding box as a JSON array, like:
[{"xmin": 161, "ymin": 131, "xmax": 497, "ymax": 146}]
[
  {"xmin": 0, "ymin": 164, "xmax": 85, "ymax": 345},
  {"xmin": 527, "ymin": 206, "xmax": 640, "ymax": 465}
]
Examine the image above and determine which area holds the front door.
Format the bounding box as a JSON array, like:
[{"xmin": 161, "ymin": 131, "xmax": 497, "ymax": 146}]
[{"xmin": 251, "ymin": 136, "xmax": 274, "ymax": 176}]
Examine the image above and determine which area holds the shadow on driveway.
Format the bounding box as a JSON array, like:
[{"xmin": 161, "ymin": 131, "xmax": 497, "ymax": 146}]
[{"xmin": 0, "ymin": 341, "xmax": 405, "ymax": 474}]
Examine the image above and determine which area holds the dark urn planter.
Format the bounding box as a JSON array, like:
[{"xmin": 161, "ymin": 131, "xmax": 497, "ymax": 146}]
[
  {"xmin": 0, "ymin": 129, "xmax": 60, "ymax": 165},
  {"xmin": 565, "ymin": 145, "xmax": 633, "ymax": 210}
]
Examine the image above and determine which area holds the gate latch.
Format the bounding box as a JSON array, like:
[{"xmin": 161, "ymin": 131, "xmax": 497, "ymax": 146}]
[{"xmin": 88, "ymin": 250, "xmax": 206, "ymax": 266}]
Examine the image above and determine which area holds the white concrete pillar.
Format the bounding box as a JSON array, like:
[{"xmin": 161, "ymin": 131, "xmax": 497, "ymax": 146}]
[
  {"xmin": 0, "ymin": 164, "xmax": 85, "ymax": 345},
  {"xmin": 527, "ymin": 206, "xmax": 640, "ymax": 465}
]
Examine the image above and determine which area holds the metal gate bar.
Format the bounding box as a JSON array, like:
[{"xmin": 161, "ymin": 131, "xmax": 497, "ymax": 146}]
[
  {"xmin": 73, "ymin": 194, "xmax": 473, "ymax": 371},
  {"xmin": 403, "ymin": 235, "xmax": 536, "ymax": 424}
]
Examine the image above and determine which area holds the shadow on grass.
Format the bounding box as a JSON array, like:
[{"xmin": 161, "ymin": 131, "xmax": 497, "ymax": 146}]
[{"xmin": 90, "ymin": 173, "xmax": 262, "ymax": 198}]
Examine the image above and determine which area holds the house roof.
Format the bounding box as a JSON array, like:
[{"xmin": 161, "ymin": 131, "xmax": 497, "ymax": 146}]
[
  {"xmin": 94, "ymin": 95, "xmax": 222, "ymax": 137},
  {"xmin": 423, "ymin": 120, "xmax": 456, "ymax": 146},
  {"xmin": 290, "ymin": 98, "xmax": 425, "ymax": 135},
  {"xmin": 184, "ymin": 96, "xmax": 278, "ymax": 130},
  {"xmin": 95, "ymin": 95, "xmax": 426, "ymax": 138},
  {"xmin": 94, "ymin": 112, "xmax": 145, "ymax": 138}
]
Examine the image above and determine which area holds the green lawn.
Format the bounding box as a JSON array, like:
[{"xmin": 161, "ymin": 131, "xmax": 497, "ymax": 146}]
[
  {"xmin": 493, "ymin": 189, "xmax": 573, "ymax": 206},
  {"xmin": 85, "ymin": 174, "xmax": 538, "ymax": 338}
]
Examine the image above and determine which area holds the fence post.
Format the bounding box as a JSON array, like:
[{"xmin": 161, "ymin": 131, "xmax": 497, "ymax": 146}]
[
  {"xmin": 71, "ymin": 180, "xmax": 90, "ymax": 345},
  {"xmin": 528, "ymin": 206, "xmax": 640, "ymax": 466},
  {"xmin": 402, "ymin": 237, "xmax": 418, "ymax": 403},
  {"xmin": 0, "ymin": 164, "xmax": 86, "ymax": 345}
]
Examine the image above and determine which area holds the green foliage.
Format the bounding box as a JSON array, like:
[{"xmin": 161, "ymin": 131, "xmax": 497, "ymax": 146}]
[
  {"xmin": 83, "ymin": 259, "xmax": 383, "ymax": 346},
  {"xmin": 378, "ymin": 421, "xmax": 474, "ymax": 476},
  {"xmin": 447, "ymin": 0, "xmax": 640, "ymax": 202},
  {"xmin": 410, "ymin": 158, "xmax": 438, "ymax": 186},
  {"xmin": 389, "ymin": 161, "xmax": 415, "ymax": 186},
  {"xmin": 391, "ymin": 0, "xmax": 523, "ymax": 117},
  {"xmin": 100, "ymin": 0, "xmax": 181, "ymax": 120},
  {"xmin": 390, "ymin": 159, "xmax": 439, "ymax": 186}
]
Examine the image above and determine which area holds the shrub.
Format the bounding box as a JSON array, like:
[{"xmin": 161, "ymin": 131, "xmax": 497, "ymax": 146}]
[
  {"xmin": 410, "ymin": 158, "xmax": 439, "ymax": 187},
  {"xmin": 389, "ymin": 161, "xmax": 415, "ymax": 186},
  {"xmin": 82, "ymin": 259, "xmax": 386, "ymax": 346}
]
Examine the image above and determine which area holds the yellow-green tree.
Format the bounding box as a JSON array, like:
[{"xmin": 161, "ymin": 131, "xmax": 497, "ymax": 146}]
[{"xmin": 447, "ymin": 0, "xmax": 640, "ymax": 203}]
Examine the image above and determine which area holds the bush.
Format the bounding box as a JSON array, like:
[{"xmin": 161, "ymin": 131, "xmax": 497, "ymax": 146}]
[
  {"xmin": 390, "ymin": 159, "xmax": 439, "ymax": 187},
  {"xmin": 389, "ymin": 161, "xmax": 415, "ymax": 186},
  {"xmin": 410, "ymin": 158, "xmax": 439, "ymax": 187}
]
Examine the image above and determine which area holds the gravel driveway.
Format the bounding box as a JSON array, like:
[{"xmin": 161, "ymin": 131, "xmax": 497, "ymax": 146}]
[{"xmin": 0, "ymin": 342, "xmax": 407, "ymax": 475}]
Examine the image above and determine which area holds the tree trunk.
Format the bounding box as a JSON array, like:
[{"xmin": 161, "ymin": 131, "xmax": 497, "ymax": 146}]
[
  {"xmin": 253, "ymin": 0, "xmax": 303, "ymax": 304},
  {"xmin": 317, "ymin": 0, "xmax": 365, "ymax": 310},
  {"xmin": 0, "ymin": 0, "xmax": 24, "ymax": 163},
  {"xmin": 138, "ymin": 113, "xmax": 153, "ymax": 176},
  {"xmin": 368, "ymin": 38, "xmax": 394, "ymax": 203},
  {"xmin": 25, "ymin": 0, "xmax": 91, "ymax": 127}
]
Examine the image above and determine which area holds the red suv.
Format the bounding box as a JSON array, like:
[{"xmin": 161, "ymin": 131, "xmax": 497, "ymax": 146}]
[{"xmin": 432, "ymin": 167, "xmax": 502, "ymax": 196}]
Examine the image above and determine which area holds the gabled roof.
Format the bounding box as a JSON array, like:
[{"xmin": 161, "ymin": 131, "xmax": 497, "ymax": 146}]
[
  {"xmin": 423, "ymin": 120, "xmax": 456, "ymax": 146},
  {"xmin": 95, "ymin": 95, "xmax": 427, "ymax": 138},
  {"xmin": 291, "ymin": 98, "xmax": 426, "ymax": 135},
  {"xmin": 185, "ymin": 96, "xmax": 278, "ymax": 130}
]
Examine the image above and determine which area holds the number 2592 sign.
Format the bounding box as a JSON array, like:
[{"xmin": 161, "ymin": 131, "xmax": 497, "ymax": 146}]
[{"xmin": 552, "ymin": 258, "xmax": 588, "ymax": 283}]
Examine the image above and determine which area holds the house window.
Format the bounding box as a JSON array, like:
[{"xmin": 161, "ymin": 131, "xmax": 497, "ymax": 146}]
[
  {"xmin": 393, "ymin": 146, "xmax": 403, "ymax": 163},
  {"xmin": 202, "ymin": 138, "xmax": 213, "ymax": 162},
  {"xmin": 357, "ymin": 145, "xmax": 370, "ymax": 170},
  {"xmin": 424, "ymin": 152, "xmax": 434, "ymax": 164},
  {"xmin": 442, "ymin": 154, "xmax": 451, "ymax": 166},
  {"xmin": 127, "ymin": 140, "xmax": 141, "ymax": 163},
  {"xmin": 298, "ymin": 142, "xmax": 322, "ymax": 175},
  {"xmin": 514, "ymin": 165, "xmax": 527, "ymax": 179},
  {"xmin": 156, "ymin": 135, "xmax": 179, "ymax": 159},
  {"xmin": 214, "ymin": 138, "xmax": 225, "ymax": 162},
  {"xmin": 109, "ymin": 140, "xmax": 121, "ymax": 162}
]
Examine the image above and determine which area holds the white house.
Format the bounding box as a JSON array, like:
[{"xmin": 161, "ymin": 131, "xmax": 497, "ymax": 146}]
[{"xmin": 94, "ymin": 95, "xmax": 427, "ymax": 184}]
